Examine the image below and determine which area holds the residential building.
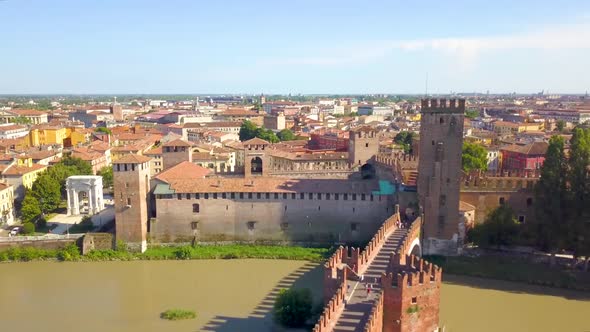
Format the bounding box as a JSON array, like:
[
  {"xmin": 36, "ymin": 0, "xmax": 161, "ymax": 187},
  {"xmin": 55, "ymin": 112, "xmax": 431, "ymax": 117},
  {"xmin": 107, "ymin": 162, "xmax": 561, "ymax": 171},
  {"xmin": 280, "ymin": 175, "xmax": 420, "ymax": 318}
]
[
  {"xmin": 0, "ymin": 124, "xmax": 29, "ymax": 139},
  {"xmin": 0, "ymin": 109, "xmax": 49, "ymax": 124},
  {"xmin": 1, "ymin": 157, "xmax": 47, "ymax": 199},
  {"xmin": 500, "ymin": 142, "xmax": 548, "ymax": 173},
  {"xmin": 0, "ymin": 182, "xmax": 15, "ymax": 225}
]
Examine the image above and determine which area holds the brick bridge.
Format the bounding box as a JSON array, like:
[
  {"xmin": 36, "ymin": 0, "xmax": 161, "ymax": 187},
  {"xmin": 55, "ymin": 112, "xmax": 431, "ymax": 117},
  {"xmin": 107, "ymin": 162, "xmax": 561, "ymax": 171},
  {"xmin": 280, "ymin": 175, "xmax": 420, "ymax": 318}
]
[{"xmin": 312, "ymin": 206, "xmax": 442, "ymax": 332}]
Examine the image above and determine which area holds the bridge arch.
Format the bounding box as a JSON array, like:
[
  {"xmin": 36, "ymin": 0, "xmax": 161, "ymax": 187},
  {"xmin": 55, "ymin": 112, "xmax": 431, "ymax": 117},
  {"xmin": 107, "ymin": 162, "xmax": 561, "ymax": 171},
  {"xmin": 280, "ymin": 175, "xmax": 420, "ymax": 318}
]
[{"xmin": 407, "ymin": 237, "xmax": 421, "ymax": 257}]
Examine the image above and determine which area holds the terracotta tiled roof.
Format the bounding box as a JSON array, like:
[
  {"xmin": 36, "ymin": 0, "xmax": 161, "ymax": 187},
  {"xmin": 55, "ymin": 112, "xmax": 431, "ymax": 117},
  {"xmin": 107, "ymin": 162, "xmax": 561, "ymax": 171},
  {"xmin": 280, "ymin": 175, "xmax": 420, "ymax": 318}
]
[
  {"xmin": 0, "ymin": 125, "xmax": 28, "ymax": 132},
  {"xmin": 242, "ymin": 137, "xmax": 270, "ymax": 145},
  {"xmin": 113, "ymin": 154, "xmax": 152, "ymax": 164},
  {"xmin": 0, "ymin": 182, "xmax": 13, "ymax": 191},
  {"xmin": 2, "ymin": 163, "xmax": 46, "ymax": 176},
  {"xmin": 8, "ymin": 109, "xmax": 48, "ymax": 116},
  {"xmin": 144, "ymin": 146, "xmax": 163, "ymax": 155},
  {"xmin": 165, "ymin": 177, "xmax": 380, "ymax": 194},
  {"xmin": 162, "ymin": 139, "xmax": 192, "ymax": 147},
  {"xmin": 155, "ymin": 161, "xmax": 211, "ymax": 182},
  {"xmin": 501, "ymin": 142, "xmax": 548, "ymax": 155}
]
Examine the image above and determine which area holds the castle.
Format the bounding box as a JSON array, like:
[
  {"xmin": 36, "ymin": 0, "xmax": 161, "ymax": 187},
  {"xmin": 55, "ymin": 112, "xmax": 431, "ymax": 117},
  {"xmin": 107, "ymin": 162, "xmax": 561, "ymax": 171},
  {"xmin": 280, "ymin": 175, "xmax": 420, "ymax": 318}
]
[{"xmin": 113, "ymin": 99, "xmax": 466, "ymax": 331}]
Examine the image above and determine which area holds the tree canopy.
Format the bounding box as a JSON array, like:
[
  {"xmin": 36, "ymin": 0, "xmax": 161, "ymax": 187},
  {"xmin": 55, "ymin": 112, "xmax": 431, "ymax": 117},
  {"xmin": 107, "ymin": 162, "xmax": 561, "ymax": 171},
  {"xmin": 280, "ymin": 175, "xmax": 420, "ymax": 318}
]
[
  {"xmin": 95, "ymin": 127, "xmax": 112, "ymax": 135},
  {"xmin": 462, "ymin": 142, "xmax": 488, "ymax": 172},
  {"xmin": 465, "ymin": 109, "xmax": 480, "ymax": 119},
  {"xmin": 273, "ymin": 288, "xmax": 313, "ymax": 328},
  {"xmin": 277, "ymin": 129, "xmax": 296, "ymax": 141},
  {"xmin": 468, "ymin": 205, "xmax": 520, "ymax": 249},
  {"xmin": 20, "ymin": 193, "xmax": 41, "ymax": 224},
  {"xmin": 394, "ymin": 131, "xmax": 415, "ymax": 154},
  {"xmin": 98, "ymin": 166, "xmax": 113, "ymax": 188},
  {"xmin": 238, "ymin": 120, "xmax": 281, "ymax": 143}
]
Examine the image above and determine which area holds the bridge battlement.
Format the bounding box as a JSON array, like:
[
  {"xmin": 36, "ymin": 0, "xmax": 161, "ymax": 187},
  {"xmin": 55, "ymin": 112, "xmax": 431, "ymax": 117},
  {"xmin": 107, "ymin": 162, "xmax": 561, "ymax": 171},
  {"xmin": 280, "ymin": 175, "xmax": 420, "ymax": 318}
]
[
  {"xmin": 461, "ymin": 175, "xmax": 537, "ymax": 192},
  {"xmin": 385, "ymin": 254, "xmax": 443, "ymax": 286},
  {"xmin": 315, "ymin": 268, "xmax": 347, "ymax": 332}
]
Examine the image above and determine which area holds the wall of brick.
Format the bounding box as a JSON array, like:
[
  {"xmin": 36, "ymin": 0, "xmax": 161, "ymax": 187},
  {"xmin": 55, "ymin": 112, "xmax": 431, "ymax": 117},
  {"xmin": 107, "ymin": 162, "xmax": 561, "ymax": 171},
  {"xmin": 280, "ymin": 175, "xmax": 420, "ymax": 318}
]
[{"xmin": 152, "ymin": 193, "xmax": 393, "ymax": 244}]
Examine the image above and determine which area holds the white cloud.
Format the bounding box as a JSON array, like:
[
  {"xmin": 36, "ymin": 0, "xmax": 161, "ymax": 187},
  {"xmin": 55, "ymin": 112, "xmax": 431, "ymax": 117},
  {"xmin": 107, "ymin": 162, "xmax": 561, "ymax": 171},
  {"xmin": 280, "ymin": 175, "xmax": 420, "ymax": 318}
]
[{"xmin": 260, "ymin": 21, "xmax": 590, "ymax": 66}]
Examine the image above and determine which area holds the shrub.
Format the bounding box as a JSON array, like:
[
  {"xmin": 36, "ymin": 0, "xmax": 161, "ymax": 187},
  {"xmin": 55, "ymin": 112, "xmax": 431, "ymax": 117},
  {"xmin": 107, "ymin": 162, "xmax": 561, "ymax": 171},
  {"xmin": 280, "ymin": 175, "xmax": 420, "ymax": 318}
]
[
  {"xmin": 57, "ymin": 244, "xmax": 81, "ymax": 261},
  {"xmin": 22, "ymin": 222, "xmax": 35, "ymax": 234},
  {"xmin": 174, "ymin": 246, "xmax": 193, "ymax": 260},
  {"xmin": 274, "ymin": 288, "xmax": 313, "ymax": 328},
  {"xmin": 160, "ymin": 309, "xmax": 196, "ymax": 320},
  {"xmin": 116, "ymin": 240, "xmax": 128, "ymax": 252}
]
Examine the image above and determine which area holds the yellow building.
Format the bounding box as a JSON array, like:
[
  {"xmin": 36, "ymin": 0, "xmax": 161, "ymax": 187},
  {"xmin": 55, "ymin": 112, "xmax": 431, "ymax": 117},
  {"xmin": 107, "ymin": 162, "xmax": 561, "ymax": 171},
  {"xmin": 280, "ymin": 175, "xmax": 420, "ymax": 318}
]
[
  {"xmin": 26, "ymin": 125, "xmax": 90, "ymax": 147},
  {"xmin": 0, "ymin": 182, "xmax": 15, "ymax": 225},
  {"xmin": 493, "ymin": 121, "xmax": 543, "ymax": 135},
  {"xmin": 1, "ymin": 157, "xmax": 46, "ymax": 199}
]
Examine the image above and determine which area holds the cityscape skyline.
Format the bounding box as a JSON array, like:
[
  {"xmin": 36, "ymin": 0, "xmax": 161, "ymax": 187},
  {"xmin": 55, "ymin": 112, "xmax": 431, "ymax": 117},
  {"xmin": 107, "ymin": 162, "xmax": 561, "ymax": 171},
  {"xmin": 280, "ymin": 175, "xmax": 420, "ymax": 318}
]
[{"xmin": 1, "ymin": 0, "xmax": 589, "ymax": 94}]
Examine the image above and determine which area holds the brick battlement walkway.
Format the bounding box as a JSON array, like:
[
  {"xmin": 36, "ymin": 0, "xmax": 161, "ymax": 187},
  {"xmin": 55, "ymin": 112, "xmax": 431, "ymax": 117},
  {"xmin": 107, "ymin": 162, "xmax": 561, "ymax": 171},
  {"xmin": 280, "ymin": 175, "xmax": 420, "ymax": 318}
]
[{"xmin": 333, "ymin": 228, "xmax": 407, "ymax": 332}]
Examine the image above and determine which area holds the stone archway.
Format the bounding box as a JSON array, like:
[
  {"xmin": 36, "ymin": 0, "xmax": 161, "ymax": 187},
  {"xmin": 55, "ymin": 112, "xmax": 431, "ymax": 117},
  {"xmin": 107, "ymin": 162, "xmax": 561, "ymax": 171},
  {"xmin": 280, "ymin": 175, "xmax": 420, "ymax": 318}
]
[
  {"xmin": 251, "ymin": 157, "xmax": 263, "ymax": 174},
  {"xmin": 407, "ymin": 237, "xmax": 422, "ymax": 257},
  {"xmin": 66, "ymin": 176, "xmax": 105, "ymax": 216}
]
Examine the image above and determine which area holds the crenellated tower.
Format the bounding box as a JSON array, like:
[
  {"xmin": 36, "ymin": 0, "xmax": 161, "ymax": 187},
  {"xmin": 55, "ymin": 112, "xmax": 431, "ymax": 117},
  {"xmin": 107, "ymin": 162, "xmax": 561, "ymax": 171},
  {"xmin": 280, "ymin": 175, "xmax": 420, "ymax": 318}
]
[
  {"xmin": 113, "ymin": 154, "xmax": 151, "ymax": 252},
  {"xmin": 418, "ymin": 98, "xmax": 465, "ymax": 255}
]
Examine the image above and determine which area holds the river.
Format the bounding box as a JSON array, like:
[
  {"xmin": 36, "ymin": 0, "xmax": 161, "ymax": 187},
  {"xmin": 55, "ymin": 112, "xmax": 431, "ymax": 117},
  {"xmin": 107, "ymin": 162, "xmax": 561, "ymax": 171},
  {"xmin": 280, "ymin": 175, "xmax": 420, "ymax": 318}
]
[{"xmin": 0, "ymin": 260, "xmax": 588, "ymax": 332}]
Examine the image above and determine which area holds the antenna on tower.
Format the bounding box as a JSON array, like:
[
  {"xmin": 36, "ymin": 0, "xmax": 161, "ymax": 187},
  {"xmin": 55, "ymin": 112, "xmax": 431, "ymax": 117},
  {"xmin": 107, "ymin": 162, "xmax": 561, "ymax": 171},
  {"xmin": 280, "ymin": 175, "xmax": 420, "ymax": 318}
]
[{"xmin": 113, "ymin": 96, "xmax": 117, "ymax": 105}]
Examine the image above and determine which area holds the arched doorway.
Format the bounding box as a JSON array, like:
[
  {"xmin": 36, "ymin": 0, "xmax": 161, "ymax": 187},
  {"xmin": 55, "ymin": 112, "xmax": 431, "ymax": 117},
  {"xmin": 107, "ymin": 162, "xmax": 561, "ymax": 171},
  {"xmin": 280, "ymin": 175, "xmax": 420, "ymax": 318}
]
[
  {"xmin": 251, "ymin": 157, "xmax": 263, "ymax": 174},
  {"xmin": 360, "ymin": 163, "xmax": 376, "ymax": 179}
]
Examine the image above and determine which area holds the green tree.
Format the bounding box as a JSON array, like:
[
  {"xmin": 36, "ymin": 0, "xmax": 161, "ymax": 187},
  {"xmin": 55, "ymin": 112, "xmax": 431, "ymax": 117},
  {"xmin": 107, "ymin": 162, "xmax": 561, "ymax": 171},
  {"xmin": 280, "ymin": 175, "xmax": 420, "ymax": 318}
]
[
  {"xmin": 11, "ymin": 116, "xmax": 32, "ymax": 125},
  {"xmin": 239, "ymin": 120, "xmax": 258, "ymax": 141},
  {"xmin": 95, "ymin": 127, "xmax": 112, "ymax": 135},
  {"xmin": 20, "ymin": 193, "xmax": 41, "ymax": 223},
  {"xmin": 534, "ymin": 136, "xmax": 569, "ymax": 264},
  {"xmin": 277, "ymin": 129, "xmax": 296, "ymax": 141},
  {"xmin": 274, "ymin": 288, "xmax": 313, "ymax": 328},
  {"xmin": 31, "ymin": 174, "xmax": 61, "ymax": 213},
  {"xmin": 21, "ymin": 222, "xmax": 35, "ymax": 234},
  {"xmin": 59, "ymin": 156, "xmax": 93, "ymax": 175},
  {"xmin": 256, "ymin": 127, "xmax": 279, "ymax": 143},
  {"xmin": 468, "ymin": 205, "xmax": 520, "ymax": 249},
  {"xmin": 462, "ymin": 142, "xmax": 488, "ymax": 173},
  {"xmin": 556, "ymin": 120, "xmax": 565, "ymax": 132},
  {"xmin": 394, "ymin": 132, "xmax": 415, "ymax": 154},
  {"xmin": 98, "ymin": 166, "xmax": 113, "ymax": 188},
  {"xmin": 465, "ymin": 109, "xmax": 480, "ymax": 119},
  {"xmin": 567, "ymin": 128, "xmax": 590, "ymax": 267}
]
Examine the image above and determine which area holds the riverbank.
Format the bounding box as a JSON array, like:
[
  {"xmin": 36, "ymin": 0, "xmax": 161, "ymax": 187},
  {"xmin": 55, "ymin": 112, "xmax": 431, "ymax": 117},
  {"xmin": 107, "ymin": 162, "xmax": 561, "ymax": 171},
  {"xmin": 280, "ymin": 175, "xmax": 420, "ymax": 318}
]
[
  {"xmin": 426, "ymin": 255, "xmax": 590, "ymax": 292},
  {"xmin": 0, "ymin": 244, "xmax": 333, "ymax": 263}
]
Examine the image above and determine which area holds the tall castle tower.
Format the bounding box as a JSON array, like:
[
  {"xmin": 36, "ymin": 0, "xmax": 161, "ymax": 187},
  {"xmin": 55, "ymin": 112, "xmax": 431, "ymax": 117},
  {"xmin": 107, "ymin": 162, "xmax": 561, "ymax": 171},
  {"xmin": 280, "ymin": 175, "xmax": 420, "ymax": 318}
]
[
  {"xmin": 162, "ymin": 139, "xmax": 192, "ymax": 171},
  {"xmin": 418, "ymin": 99, "xmax": 465, "ymax": 255},
  {"xmin": 113, "ymin": 154, "xmax": 151, "ymax": 252},
  {"xmin": 348, "ymin": 127, "xmax": 379, "ymax": 167}
]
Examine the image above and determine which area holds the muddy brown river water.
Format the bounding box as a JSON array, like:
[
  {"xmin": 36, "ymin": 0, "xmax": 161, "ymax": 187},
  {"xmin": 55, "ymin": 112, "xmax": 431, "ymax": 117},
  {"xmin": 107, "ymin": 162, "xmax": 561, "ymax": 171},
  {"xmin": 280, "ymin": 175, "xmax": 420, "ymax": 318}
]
[{"xmin": 0, "ymin": 260, "xmax": 588, "ymax": 332}]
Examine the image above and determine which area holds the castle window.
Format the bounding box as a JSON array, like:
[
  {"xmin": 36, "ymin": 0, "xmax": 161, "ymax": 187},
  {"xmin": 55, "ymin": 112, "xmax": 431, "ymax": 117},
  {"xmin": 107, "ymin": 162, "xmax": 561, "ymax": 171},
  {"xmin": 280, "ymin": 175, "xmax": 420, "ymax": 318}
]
[
  {"xmin": 411, "ymin": 297, "xmax": 417, "ymax": 304},
  {"xmin": 309, "ymin": 193, "xmax": 313, "ymax": 199},
  {"xmin": 335, "ymin": 193, "xmax": 339, "ymax": 200},
  {"xmin": 127, "ymin": 198, "xmax": 131, "ymax": 206},
  {"xmin": 352, "ymin": 207, "xmax": 356, "ymax": 213},
  {"xmin": 124, "ymin": 164, "xmax": 128, "ymax": 171},
  {"xmin": 440, "ymin": 195, "xmax": 446, "ymax": 207},
  {"xmin": 300, "ymin": 193, "xmax": 305, "ymax": 199},
  {"xmin": 361, "ymin": 194, "xmax": 366, "ymax": 201},
  {"xmin": 190, "ymin": 222, "xmax": 198, "ymax": 230},
  {"xmin": 326, "ymin": 193, "xmax": 331, "ymax": 200},
  {"xmin": 265, "ymin": 193, "xmax": 270, "ymax": 199},
  {"xmin": 213, "ymin": 193, "xmax": 218, "ymax": 199},
  {"xmin": 352, "ymin": 194, "xmax": 357, "ymax": 200},
  {"xmin": 257, "ymin": 193, "xmax": 262, "ymax": 199},
  {"xmin": 222, "ymin": 193, "xmax": 227, "ymax": 199},
  {"xmin": 318, "ymin": 206, "xmax": 321, "ymax": 211},
  {"xmin": 125, "ymin": 182, "xmax": 129, "ymax": 188},
  {"xmin": 274, "ymin": 193, "xmax": 279, "ymax": 199},
  {"xmin": 186, "ymin": 194, "xmax": 191, "ymax": 199},
  {"xmin": 344, "ymin": 194, "xmax": 348, "ymax": 200},
  {"xmin": 196, "ymin": 193, "xmax": 200, "ymax": 199},
  {"xmin": 318, "ymin": 193, "xmax": 322, "ymax": 200},
  {"xmin": 526, "ymin": 198, "xmax": 533, "ymax": 207},
  {"xmin": 518, "ymin": 215, "xmax": 526, "ymax": 223},
  {"xmin": 204, "ymin": 193, "xmax": 209, "ymax": 199},
  {"xmin": 247, "ymin": 221, "xmax": 256, "ymax": 230},
  {"xmin": 192, "ymin": 204, "xmax": 199, "ymax": 213},
  {"xmin": 248, "ymin": 193, "xmax": 253, "ymax": 199},
  {"xmin": 131, "ymin": 164, "xmax": 135, "ymax": 171},
  {"xmin": 440, "ymin": 117, "xmax": 444, "ymax": 124},
  {"xmin": 177, "ymin": 194, "xmax": 182, "ymax": 200},
  {"xmin": 282, "ymin": 193, "xmax": 287, "ymax": 199},
  {"xmin": 365, "ymin": 143, "xmax": 369, "ymax": 148},
  {"xmin": 239, "ymin": 193, "xmax": 244, "ymax": 199},
  {"xmin": 499, "ymin": 197, "xmax": 505, "ymax": 205},
  {"xmin": 350, "ymin": 223, "xmax": 358, "ymax": 231},
  {"xmin": 231, "ymin": 193, "xmax": 235, "ymax": 199},
  {"xmin": 291, "ymin": 193, "xmax": 296, "ymax": 199}
]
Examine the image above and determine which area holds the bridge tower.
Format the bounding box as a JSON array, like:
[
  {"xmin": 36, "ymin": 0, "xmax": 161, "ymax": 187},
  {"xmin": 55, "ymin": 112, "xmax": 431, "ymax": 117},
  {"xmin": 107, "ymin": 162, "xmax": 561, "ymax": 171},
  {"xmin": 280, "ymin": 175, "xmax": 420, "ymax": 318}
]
[{"xmin": 418, "ymin": 98, "xmax": 465, "ymax": 255}]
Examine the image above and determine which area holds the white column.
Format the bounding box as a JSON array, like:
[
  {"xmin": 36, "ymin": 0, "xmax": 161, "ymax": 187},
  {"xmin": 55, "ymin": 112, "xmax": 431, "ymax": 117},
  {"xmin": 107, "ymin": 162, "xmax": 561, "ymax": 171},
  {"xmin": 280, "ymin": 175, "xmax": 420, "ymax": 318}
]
[
  {"xmin": 88, "ymin": 187, "xmax": 95, "ymax": 215},
  {"xmin": 66, "ymin": 187, "xmax": 73, "ymax": 216},
  {"xmin": 72, "ymin": 189, "xmax": 80, "ymax": 215}
]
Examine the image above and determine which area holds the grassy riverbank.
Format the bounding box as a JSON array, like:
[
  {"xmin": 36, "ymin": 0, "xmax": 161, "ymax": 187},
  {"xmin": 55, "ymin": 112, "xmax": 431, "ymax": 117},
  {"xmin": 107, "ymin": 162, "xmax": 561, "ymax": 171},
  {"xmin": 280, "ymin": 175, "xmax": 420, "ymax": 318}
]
[
  {"xmin": 0, "ymin": 244, "xmax": 332, "ymax": 263},
  {"xmin": 426, "ymin": 255, "xmax": 590, "ymax": 291}
]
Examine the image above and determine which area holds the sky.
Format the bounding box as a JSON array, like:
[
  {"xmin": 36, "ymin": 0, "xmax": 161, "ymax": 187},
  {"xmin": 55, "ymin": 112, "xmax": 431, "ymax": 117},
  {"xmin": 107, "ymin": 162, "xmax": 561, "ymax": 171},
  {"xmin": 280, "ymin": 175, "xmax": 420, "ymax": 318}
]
[{"xmin": 1, "ymin": 0, "xmax": 589, "ymax": 94}]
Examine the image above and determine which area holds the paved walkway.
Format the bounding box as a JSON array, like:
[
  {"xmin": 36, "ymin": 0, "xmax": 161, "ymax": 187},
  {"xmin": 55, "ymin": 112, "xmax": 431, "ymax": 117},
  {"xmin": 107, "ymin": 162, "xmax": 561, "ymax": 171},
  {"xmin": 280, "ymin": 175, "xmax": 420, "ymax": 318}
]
[{"xmin": 334, "ymin": 228, "xmax": 408, "ymax": 332}]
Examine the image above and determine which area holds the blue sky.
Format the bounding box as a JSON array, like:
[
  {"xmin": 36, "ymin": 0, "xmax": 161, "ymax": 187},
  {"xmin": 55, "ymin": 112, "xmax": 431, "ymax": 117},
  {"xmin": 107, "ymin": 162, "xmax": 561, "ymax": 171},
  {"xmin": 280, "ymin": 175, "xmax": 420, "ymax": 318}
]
[{"xmin": 1, "ymin": 0, "xmax": 589, "ymax": 94}]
